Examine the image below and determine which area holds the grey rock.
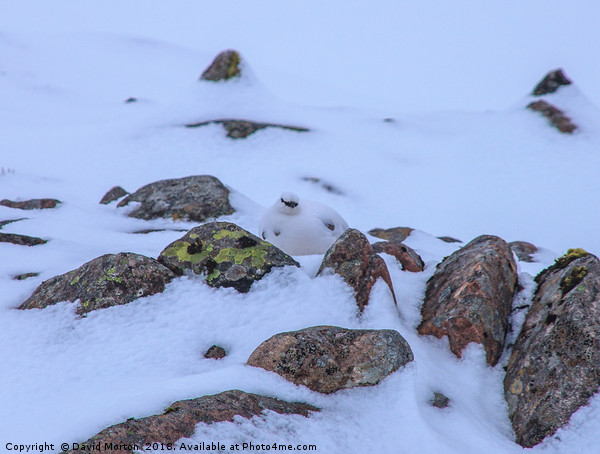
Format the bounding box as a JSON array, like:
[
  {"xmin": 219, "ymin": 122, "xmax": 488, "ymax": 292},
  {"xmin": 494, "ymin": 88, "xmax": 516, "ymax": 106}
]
[
  {"xmin": 204, "ymin": 345, "xmax": 227, "ymax": 360},
  {"xmin": 509, "ymin": 241, "xmax": 538, "ymax": 263},
  {"xmin": 247, "ymin": 326, "xmax": 413, "ymax": 394},
  {"xmin": 532, "ymin": 68, "xmax": 572, "ymax": 96},
  {"xmin": 117, "ymin": 175, "xmax": 234, "ymax": 222},
  {"xmin": 158, "ymin": 222, "xmax": 299, "ymax": 293},
  {"xmin": 527, "ymin": 100, "xmax": 577, "ymax": 134},
  {"xmin": 185, "ymin": 119, "xmax": 309, "ymax": 139},
  {"xmin": 200, "ymin": 50, "xmax": 242, "ymax": 81},
  {"xmin": 0, "ymin": 232, "xmax": 47, "ymax": 246},
  {"xmin": 418, "ymin": 235, "xmax": 518, "ymax": 366},
  {"xmin": 505, "ymin": 249, "xmax": 600, "ymax": 448},
  {"xmin": 430, "ymin": 392, "xmax": 450, "ymax": 409},
  {"xmin": 19, "ymin": 253, "xmax": 176, "ymax": 315},
  {"xmin": 0, "ymin": 198, "xmax": 60, "ymax": 210},
  {"xmin": 100, "ymin": 186, "xmax": 129, "ymax": 204}
]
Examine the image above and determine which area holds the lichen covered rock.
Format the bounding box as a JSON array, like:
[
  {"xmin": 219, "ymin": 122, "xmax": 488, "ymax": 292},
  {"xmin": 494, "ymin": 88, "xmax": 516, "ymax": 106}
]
[
  {"xmin": 418, "ymin": 235, "xmax": 518, "ymax": 366},
  {"xmin": 247, "ymin": 326, "xmax": 413, "ymax": 394},
  {"xmin": 19, "ymin": 253, "xmax": 176, "ymax": 315},
  {"xmin": 371, "ymin": 241, "xmax": 424, "ymax": 272},
  {"xmin": 505, "ymin": 249, "xmax": 600, "ymax": 448},
  {"xmin": 117, "ymin": 175, "xmax": 234, "ymax": 222},
  {"xmin": 158, "ymin": 222, "xmax": 299, "ymax": 293},
  {"xmin": 317, "ymin": 229, "xmax": 396, "ymax": 311},
  {"xmin": 0, "ymin": 232, "xmax": 47, "ymax": 246},
  {"xmin": 60, "ymin": 390, "xmax": 317, "ymax": 454},
  {"xmin": 200, "ymin": 49, "xmax": 242, "ymax": 81}
]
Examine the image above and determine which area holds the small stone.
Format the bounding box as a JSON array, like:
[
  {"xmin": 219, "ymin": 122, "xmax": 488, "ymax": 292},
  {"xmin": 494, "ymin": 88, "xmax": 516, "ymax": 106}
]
[
  {"xmin": 200, "ymin": 50, "xmax": 242, "ymax": 81},
  {"xmin": 368, "ymin": 227, "xmax": 413, "ymax": 244},
  {"xmin": 527, "ymin": 100, "xmax": 577, "ymax": 134},
  {"xmin": 247, "ymin": 326, "xmax": 413, "ymax": 394},
  {"xmin": 0, "ymin": 218, "xmax": 26, "ymax": 229},
  {"xmin": 185, "ymin": 119, "xmax": 309, "ymax": 139},
  {"xmin": 371, "ymin": 241, "xmax": 424, "ymax": 272},
  {"xmin": 0, "ymin": 199, "xmax": 61, "ymax": 210},
  {"xmin": 99, "ymin": 186, "xmax": 129, "ymax": 204},
  {"xmin": 509, "ymin": 241, "xmax": 538, "ymax": 263},
  {"xmin": 124, "ymin": 97, "xmax": 138, "ymax": 103},
  {"xmin": 532, "ymin": 69, "xmax": 572, "ymax": 96},
  {"xmin": 301, "ymin": 177, "xmax": 344, "ymax": 195},
  {"xmin": 317, "ymin": 229, "xmax": 396, "ymax": 311},
  {"xmin": 437, "ymin": 236, "xmax": 462, "ymax": 244},
  {"xmin": 13, "ymin": 272, "xmax": 39, "ymax": 280},
  {"xmin": 204, "ymin": 345, "xmax": 227, "ymax": 360},
  {"xmin": 430, "ymin": 392, "xmax": 450, "ymax": 409},
  {"xmin": 0, "ymin": 232, "xmax": 47, "ymax": 246}
]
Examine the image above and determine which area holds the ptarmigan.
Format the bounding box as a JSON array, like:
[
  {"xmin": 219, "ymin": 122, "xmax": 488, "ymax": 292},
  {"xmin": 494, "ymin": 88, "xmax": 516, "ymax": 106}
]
[{"xmin": 259, "ymin": 192, "xmax": 349, "ymax": 256}]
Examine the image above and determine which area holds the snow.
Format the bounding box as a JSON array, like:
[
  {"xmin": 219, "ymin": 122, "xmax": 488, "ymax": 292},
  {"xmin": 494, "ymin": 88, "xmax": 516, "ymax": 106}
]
[{"xmin": 1, "ymin": 1, "xmax": 600, "ymax": 453}]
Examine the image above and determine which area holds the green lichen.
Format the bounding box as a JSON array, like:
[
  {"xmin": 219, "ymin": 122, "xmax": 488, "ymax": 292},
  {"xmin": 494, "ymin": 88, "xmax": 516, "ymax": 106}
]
[
  {"xmin": 554, "ymin": 248, "xmax": 589, "ymax": 270},
  {"xmin": 213, "ymin": 229, "xmax": 247, "ymax": 240},
  {"xmin": 163, "ymin": 406, "xmax": 177, "ymax": 415},
  {"xmin": 227, "ymin": 52, "xmax": 241, "ymax": 79},
  {"xmin": 69, "ymin": 275, "xmax": 81, "ymax": 286},
  {"xmin": 206, "ymin": 269, "xmax": 221, "ymax": 282},
  {"xmin": 213, "ymin": 245, "xmax": 268, "ymax": 268},
  {"xmin": 99, "ymin": 266, "xmax": 123, "ymax": 284},
  {"xmin": 561, "ymin": 266, "xmax": 588, "ymax": 295},
  {"xmin": 162, "ymin": 241, "xmax": 213, "ymax": 264}
]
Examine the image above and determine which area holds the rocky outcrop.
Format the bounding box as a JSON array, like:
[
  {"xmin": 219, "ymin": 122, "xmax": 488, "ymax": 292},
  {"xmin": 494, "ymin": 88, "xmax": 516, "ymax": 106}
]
[
  {"xmin": 368, "ymin": 226, "xmax": 413, "ymax": 243},
  {"xmin": 509, "ymin": 241, "xmax": 538, "ymax": 263},
  {"xmin": 117, "ymin": 175, "xmax": 234, "ymax": 222},
  {"xmin": 19, "ymin": 253, "xmax": 176, "ymax": 315},
  {"xmin": 61, "ymin": 390, "xmax": 317, "ymax": 454},
  {"xmin": 185, "ymin": 119, "xmax": 309, "ymax": 139},
  {"xmin": 158, "ymin": 222, "xmax": 299, "ymax": 293},
  {"xmin": 504, "ymin": 249, "xmax": 600, "ymax": 448},
  {"xmin": 204, "ymin": 345, "xmax": 227, "ymax": 360},
  {"xmin": 247, "ymin": 326, "xmax": 413, "ymax": 394},
  {"xmin": 0, "ymin": 232, "xmax": 47, "ymax": 246},
  {"xmin": 527, "ymin": 100, "xmax": 577, "ymax": 134},
  {"xmin": 200, "ymin": 50, "xmax": 242, "ymax": 81},
  {"xmin": 532, "ymin": 68, "xmax": 572, "ymax": 96},
  {"xmin": 100, "ymin": 186, "xmax": 128, "ymax": 204},
  {"xmin": 371, "ymin": 241, "xmax": 424, "ymax": 272},
  {"xmin": 418, "ymin": 235, "xmax": 518, "ymax": 366},
  {"xmin": 317, "ymin": 229, "xmax": 396, "ymax": 311},
  {"xmin": 0, "ymin": 198, "xmax": 61, "ymax": 210}
]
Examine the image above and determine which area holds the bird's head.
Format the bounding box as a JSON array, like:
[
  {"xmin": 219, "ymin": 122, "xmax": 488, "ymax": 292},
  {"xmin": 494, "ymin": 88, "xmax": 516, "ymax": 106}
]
[{"xmin": 278, "ymin": 192, "xmax": 300, "ymax": 214}]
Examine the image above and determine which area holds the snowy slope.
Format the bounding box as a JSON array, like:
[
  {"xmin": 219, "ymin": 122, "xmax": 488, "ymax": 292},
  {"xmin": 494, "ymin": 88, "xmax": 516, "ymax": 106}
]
[{"xmin": 1, "ymin": 2, "xmax": 600, "ymax": 453}]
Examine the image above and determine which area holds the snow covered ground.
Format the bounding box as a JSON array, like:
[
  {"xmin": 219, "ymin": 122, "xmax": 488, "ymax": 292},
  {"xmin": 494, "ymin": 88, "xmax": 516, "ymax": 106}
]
[{"xmin": 1, "ymin": 1, "xmax": 600, "ymax": 453}]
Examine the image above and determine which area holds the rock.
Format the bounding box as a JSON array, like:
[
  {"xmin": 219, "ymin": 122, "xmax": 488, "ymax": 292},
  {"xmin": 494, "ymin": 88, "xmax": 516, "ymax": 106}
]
[
  {"xmin": 430, "ymin": 392, "xmax": 450, "ymax": 409},
  {"xmin": 0, "ymin": 218, "xmax": 26, "ymax": 229},
  {"xmin": 0, "ymin": 232, "xmax": 47, "ymax": 246},
  {"xmin": 60, "ymin": 390, "xmax": 317, "ymax": 454},
  {"xmin": 99, "ymin": 186, "xmax": 129, "ymax": 204},
  {"xmin": 317, "ymin": 229, "xmax": 396, "ymax": 311},
  {"xmin": 204, "ymin": 345, "xmax": 227, "ymax": 360},
  {"xmin": 509, "ymin": 241, "xmax": 538, "ymax": 263},
  {"xmin": 200, "ymin": 49, "xmax": 242, "ymax": 81},
  {"xmin": 185, "ymin": 119, "xmax": 310, "ymax": 139},
  {"xmin": 368, "ymin": 226, "xmax": 413, "ymax": 243},
  {"xmin": 301, "ymin": 177, "xmax": 344, "ymax": 195},
  {"xmin": 437, "ymin": 236, "xmax": 462, "ymax": 244},
  {"xmin": 247, "ymin": 326, "xmax": 413, "ymax": 394},
  {"xmin": 124, "ymin": 97, "xmax": 138, "ymax": 103},
  {"xmin": 131, "ymin": 228, "xmax": 188, "ymax": 235},
  {"xmin": 117, "ymin": 175, "xmax": 234, "ymax": 222},
  {"xmin": 532, "ymin": 68, "xmax": 572, "ymax": 96},
  {"xmin": 0, "ymin": 198, "xmax": 61, "ymax": 210},
  {"xmin": 527, "ymin": 100, "xmax": 577, "ymax": 134},
  {"xmin": 19, "ymin": 253, "xmax": 176, "ymax": 315},
  {"xmin": 158, "ymin": 222, "xmax": 299, "ymax": 293},
  {"xmin": 371, "ymin": 241, "xmax": 424, "ymax": 272},
  {"xmin": 504, "ymin": 249, "xmax": 600, "ymax": 448},
  {"xmin": 417, "ymin": 235, "xmax": 518, "ymax": 366},
  {"xmin": 13, "ymin": 272, "xmax": 39, "ymax": 280}
]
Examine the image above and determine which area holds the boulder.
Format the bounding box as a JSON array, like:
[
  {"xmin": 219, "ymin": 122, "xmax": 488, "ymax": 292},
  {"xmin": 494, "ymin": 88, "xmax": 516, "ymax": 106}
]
[
  {"xmin": 509, "ymin": 241, "xmax": 538, "ymax": 263},
  {"xmin": 527, "ymin": 100, "xmax": 577, "ymax": 134},
  {"xmin": 0, "ymin": 198, "xmax": 60, "ymax": 210},
  {"xmin": 368, "ymin": 226, "xmax": 413, "ymax": 243},
  {"xmin": 417, "ymin": 235, "xmax": 518, "ymax": 366},
  {"xmin": 0, "ymin": 232, "xmax": 47, "ymax": 246},
  {"xmin": 117, "ymin": 175, "xmax": 234, "ymax": 222},
  {"xmin": 60, "ymin": 390, "xmax": 317, "ymax": 454},
  {"xmin": 317, "ymin": 229, "xmax": 396, "ymax": 311},
  {"xmin": 504, "ymin": 249, "xmax": 600, "ymax": 448},
  {"xmin": 100, "ymin": 186, "xmax": 129, "ymax": 204},
  {"xmin": 19, "ymin": 253, "xmax": 176, "ymax": 315},
  {"xmin": 185, "ymin": 119, "xmax": 309, "ymax": 139},
  {"xmin": 371, "ymin": 241, "xmax": 424, "ymax": 272},
  {"xmin": 204, "ymin": 345, "xmax": 227, "ymax": 360},
  {"xmin": 247, "ymin": 326, "xmax": 413, "ymax": 394},
  {"xmin": 200, "ymin": 49, "xmax": 242, "ymax": 81},
  {"xmin": 532, "ymin": 68, "xmax": 572, "ymax": 96},
  {"xmin": 158, "ymin": 222, "xmax": 299, "ymax": 293}
]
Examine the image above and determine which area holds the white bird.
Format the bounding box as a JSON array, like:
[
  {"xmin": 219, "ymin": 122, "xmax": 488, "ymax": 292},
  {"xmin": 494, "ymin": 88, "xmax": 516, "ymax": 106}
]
[{"xmin": 259, "ymin": 192, "xmax": 349, "ymax": 256}]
